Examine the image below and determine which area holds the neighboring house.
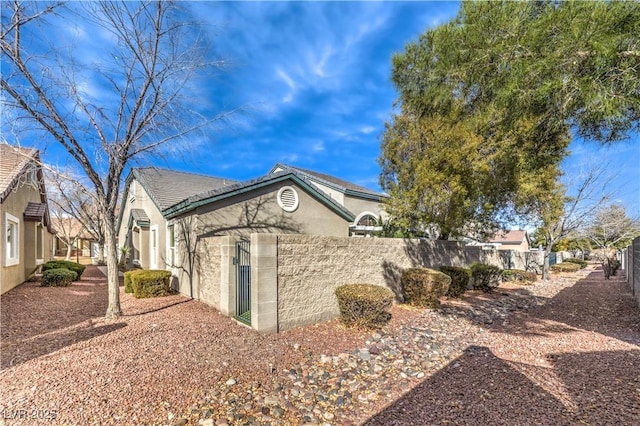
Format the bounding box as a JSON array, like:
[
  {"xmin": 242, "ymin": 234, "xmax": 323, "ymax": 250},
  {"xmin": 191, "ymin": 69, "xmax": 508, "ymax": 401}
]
[
  {"xmin": 51, "ymin": 217, "xmax": 95, "ymax": 259},
  {"xmin": 116, "ymin": 164, "xmax": 387, "ymax": 297},
  {"xmin": 488, "ymin": 230, "xmax": 531, "ymax": 251},
  {"xmin": 1, "ymin": 144, "xmax": 55, "ymax": 294}
]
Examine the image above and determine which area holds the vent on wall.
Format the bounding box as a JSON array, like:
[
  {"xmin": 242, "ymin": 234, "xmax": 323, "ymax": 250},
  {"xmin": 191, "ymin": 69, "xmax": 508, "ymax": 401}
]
[{"xmin": 277, "ymin": 186, "xmax": 299, "ymax": 212}]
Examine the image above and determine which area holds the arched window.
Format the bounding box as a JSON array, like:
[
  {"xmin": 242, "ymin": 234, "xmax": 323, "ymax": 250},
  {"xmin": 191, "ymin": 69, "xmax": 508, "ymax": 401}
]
[{"xmin": 357, "ymin": 214, "xmax": 378, "ymax": 227}]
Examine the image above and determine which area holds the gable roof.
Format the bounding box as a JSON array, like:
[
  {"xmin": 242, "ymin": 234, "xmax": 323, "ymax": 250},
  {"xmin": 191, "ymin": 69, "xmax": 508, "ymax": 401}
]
[
  {"xmin": 269, "ymin": 163, "xmax": 385, "ymax": 200},
  {"xmin": 163, "ymin": 170, "xmax": 355, "ymax": 221},
  {"xmin": 130, "ymin": 167, "xmax": 237, "ymax": 211},
  {"xmin": 489, "ymin": 230, "xmax": 529, "ymax": 244},
  {"xmin": 0, "ymin": 143, "xmax": 39, "ymax": 203}
]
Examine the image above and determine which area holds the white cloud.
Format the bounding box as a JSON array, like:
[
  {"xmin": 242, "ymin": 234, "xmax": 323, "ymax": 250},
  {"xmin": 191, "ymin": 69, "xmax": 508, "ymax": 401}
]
[
  {"xmin": 360, "ymin": 126, "xmax": 376, "ymax": 135},
  {"xmin": 312, "ymin": 142, "xmax": 325, "ymax": 152}
]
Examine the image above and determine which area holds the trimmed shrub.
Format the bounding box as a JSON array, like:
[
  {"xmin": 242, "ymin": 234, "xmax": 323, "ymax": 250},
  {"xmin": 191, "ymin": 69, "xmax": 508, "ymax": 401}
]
[
  {"xmin": 335, "ymin": 284, "xmax": 394, "ymax": 329},
  {"xmin": 123, "ymin": 270, "xmax": 144, "ymax": 294},
  {"xmin": 502, "ymin": 269, "xmax": 537, "ymax": 284},
  {"xmin": 130, "ymin": 270, "xmax": 172, "ymax": 298},
  {"xmin": 564, "ymin": 258, "xmax": 587, "ymax": 269},
  {"xmin": 551, "ymin": 262, "xmax": 581, "ymax": 273},
  {"xmin": 41, "ymin": 268, "xmax": 77, "ymax": 287},
  {"xmin": 440, "ymin": 266, "xmax": 471, "ymax": 298},
  {"xmin": 401, "ymin": 268, "xmax": 451, "ymax": 308},
  {"xmin": 470, "ymin": 263, "xmax": 502, "ymax": 292},
  {"xmin": 42, "ymin": 260, "xmax": 85, "ymax": 280},
  {"xmin": 610, "ymin": 259, "xmax": 621, "ymax": 276}
]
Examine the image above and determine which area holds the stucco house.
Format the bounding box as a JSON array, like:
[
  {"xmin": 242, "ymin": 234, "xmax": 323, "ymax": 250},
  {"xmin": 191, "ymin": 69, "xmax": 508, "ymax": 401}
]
[
  {"xmin": 116, "ymin": 164, "xmax": 386, "ymax": 297},
  {"xmin": 1, "ymin": 144, "xmax": 55, "ymax": 294},
  {"xmin": 488, "ymin": 230, "xmax": 531, "ymax": 251}
]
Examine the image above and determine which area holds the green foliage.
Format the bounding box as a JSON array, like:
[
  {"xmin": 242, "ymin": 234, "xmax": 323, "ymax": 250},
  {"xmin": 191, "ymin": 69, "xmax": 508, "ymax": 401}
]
[
  {"xmin": 502, "ymin": 269, "xmax": 537, "ymax": 284},
  {"xmin": 123, "ymin": 270, "xmax": 143, "ymax": 294},
  {"xmin": 401, "ymin": 268, "xmax": 451, "ymax": 308},
  {"xmin": 42, "ymin": 260, "xmax": 85, "ymax": 280},
  {"xmin": 380, "ymin": 1, "xmax": 640, "ymax": 238},
  {"xmin": 334, "ymin": 284, "xmax": 394, "ymax": 329},
  {"xmin": 130, "ymin": 270, "xmax": 172, "ymax": 298},
  {"xmin": 564, "ymin": 258, "xmax": 587, "ymax": 269},
  {"xmin": 439, "ymin": 266, "xmax": 470, "ymax": 298},
  {"xmin": 551, "ymin": 262, "xmax": 581, "ymax": 273},
  {"xmin": 41, "ymin": 268, "xmax": 77, "ymax": 287},
  {"xmin": 470, "ymin": 263, "xmax": 503, "ymax": 292}
]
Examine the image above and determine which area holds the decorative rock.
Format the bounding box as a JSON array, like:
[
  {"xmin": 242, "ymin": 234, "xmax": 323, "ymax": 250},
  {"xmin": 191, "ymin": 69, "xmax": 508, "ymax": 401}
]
[
  {"xmin": 225, "ymin": 378, "xmax": 236, "ymax": 386},
  {"xmin": 272, "ymin": 405, "xmax": 285, "ymax": 417}
]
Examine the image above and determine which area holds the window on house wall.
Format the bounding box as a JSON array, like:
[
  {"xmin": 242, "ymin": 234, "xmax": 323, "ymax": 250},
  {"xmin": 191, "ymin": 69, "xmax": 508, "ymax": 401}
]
[
  {"xmin": 5, "ymin": 213, "xmax": 19, "ymax": 266},
  {"xmin": 167, "ymin": 224, "xmax": 175, "ymax": 267},
  {"xmin": 357, "ymin": 214, "xmax": 378, "ymax": 227},
  {"xmin": 150, "ymin": 225, "xmax": 158, "ymax": 268}
]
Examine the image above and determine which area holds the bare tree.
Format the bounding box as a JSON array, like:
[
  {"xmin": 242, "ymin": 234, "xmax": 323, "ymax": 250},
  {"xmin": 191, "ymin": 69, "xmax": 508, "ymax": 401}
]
[
  {"xmin": 47, "ymin": 170, "xmax": 106, "ymax": 263},
  {"xmin": 533, "ymin": 165, "xmax": 613, "ymax": 280},
  {"xmin": 1, "ymin": 1, "xmax": 237, "ymax": 318}
]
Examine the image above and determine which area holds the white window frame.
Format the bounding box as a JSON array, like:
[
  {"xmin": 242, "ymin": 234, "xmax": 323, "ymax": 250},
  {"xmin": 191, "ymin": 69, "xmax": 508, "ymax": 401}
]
[
  {"xmin": 5, "ymin": 213, "xmax": 20, "ymax": 266},
  {"xmin": 150, "ymin": 224, "xmax": 158, "ymax": 269},
  {"xmin": 166, "ymin": 224, "xmax": 175, "ymax": 269}
]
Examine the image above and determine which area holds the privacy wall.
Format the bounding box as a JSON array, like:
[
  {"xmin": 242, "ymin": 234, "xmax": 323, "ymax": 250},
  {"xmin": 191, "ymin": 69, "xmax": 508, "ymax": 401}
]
[{"xmin": 197, "ymin": 234, "xmax": 545, "ymax": 333}]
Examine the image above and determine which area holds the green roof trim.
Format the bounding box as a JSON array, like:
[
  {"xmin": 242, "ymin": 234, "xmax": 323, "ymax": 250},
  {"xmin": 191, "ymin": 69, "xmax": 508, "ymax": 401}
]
[{"xmin": 163, "ymin": 172, "xmax": 355, "ymax": 222}]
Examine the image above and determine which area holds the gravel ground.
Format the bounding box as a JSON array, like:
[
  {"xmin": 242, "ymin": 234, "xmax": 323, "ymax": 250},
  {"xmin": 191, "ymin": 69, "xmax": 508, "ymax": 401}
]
[{"xmin": 1, "ymin": 265, "xmax": 638, "ymax": 425}]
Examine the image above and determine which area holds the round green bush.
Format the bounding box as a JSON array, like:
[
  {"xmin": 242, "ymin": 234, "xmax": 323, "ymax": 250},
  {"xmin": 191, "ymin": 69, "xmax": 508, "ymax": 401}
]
[
  {"xmin": 131, "ymin": 270, "xmax": 173, "ymax": 298},
  {"xmin": 440, "ymin": 266, "xmax": 471, "ymax": 298},
  {"xmin": 401, "ymin": 268, "xmax": 451, "ymax": 308},
  {"xmin": 335, "ymin": 284, "xmax": 394, "ymax": 329},
  {"xmin": 41, "ymin": 268, "xmax": 77, "ymax": 287},
  {"xmin": 470, "ymin": 263, "xmax": 503, "ymax": 292}
]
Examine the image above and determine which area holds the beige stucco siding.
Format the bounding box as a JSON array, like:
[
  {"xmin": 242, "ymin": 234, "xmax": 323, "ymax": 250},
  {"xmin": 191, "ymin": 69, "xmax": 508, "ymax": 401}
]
[
  {"xmin": 1, "ymin": 186, "xmax": 53, "ymax": 294},
  {"xmin": 343, "ymin": 195, "xmax": 386, "ymax": 222},
  {"xmin": 192, "ymin": 181, "xmax": 350, "ymax": 238}
]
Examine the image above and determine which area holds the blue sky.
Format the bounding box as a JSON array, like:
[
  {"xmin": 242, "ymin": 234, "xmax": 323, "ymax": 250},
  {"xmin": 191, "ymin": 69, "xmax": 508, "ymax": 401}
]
[{"xmin": 6, "ymin": 1, "xmax": 640, "ymax": 219}]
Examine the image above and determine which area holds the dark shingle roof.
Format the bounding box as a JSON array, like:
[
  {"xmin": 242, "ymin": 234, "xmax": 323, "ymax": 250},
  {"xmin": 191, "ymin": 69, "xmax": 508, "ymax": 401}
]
[
  {"xmin": 132, "ymin": 167, "xmax": 237, "ymax": 211},
  {"xmin": 271, "ymin": 163, "xmax": 384, "ymax": 199},
  {"xmin": 24, "ymin": 202, "xmax": 46, "ymax": 221},
  {"xmin": 164, "ymin": 170, "xmax": 355, "ymax": 221},
  {"xmin": 130, "ymin": 208, "xmax": 150, "ymax": 226}
]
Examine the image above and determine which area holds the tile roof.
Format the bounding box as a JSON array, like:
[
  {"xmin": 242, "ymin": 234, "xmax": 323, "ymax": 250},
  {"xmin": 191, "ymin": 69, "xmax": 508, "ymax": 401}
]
[
  {"xmin": 132, "ymin": 167, "xmax": 237, "ymax": 211},
  {"xmin": 0, "ymin": 144, "xmax": 39, "ymax": 202},
  {"xmin": 271, "ymin": 163, "xmax": 384, "ymax": 199},
  {"xmin": 489, "ymin": 230, "xmax": 528, "ymax": 244}
]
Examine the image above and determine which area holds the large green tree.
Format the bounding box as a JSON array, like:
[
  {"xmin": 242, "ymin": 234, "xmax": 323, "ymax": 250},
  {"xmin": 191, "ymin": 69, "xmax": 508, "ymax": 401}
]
[{"xmin": 380, "ymin": 1, "xmax": 640, "ymax": 240}]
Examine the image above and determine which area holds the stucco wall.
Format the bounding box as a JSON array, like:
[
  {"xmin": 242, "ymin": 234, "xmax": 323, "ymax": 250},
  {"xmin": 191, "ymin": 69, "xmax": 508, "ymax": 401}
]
[
  {"xmin": 343, "ymin": 195, "xmax": 385, "ymax": 222},
  {"xmin": 275, "ymin": 235, "xmax": 520, "ymax": 331},
  {"xmin": 197, "ymin": 236, "xmax": 223, "ymax": 308},
  {"xmin": 631, "ymin": 237, "xmax": 640, "ymax": 307},
  {"xmin": 1, "ymin": 185, "xmax": 53, "ymax": 294}
]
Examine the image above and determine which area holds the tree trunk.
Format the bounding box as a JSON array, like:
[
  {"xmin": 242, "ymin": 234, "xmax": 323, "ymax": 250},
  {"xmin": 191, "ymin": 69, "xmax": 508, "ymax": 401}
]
[
  {"xmin": 65, "ymin": 242, "xmax": 73, "ymax": 261},
  {"xmin": 542, "ymin": 243, "xmax": 553, "ymax": 281},
  {"xmin": 97, "ymin": 242, "xmax": 105, "ymax": 263},
  {"xmin": 103, "ymin": 218, "xmax": 121, "ymax": 318}
]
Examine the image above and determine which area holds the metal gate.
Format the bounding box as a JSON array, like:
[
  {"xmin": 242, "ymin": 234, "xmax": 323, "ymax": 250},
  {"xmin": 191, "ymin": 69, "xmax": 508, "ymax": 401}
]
[
  {"xmin": 549, "ymin": 252, "xmax": 557, "ymax": 267},
  {"xmin": 234, "ymin": 240, "xmax": 251, "ymax": 325}
]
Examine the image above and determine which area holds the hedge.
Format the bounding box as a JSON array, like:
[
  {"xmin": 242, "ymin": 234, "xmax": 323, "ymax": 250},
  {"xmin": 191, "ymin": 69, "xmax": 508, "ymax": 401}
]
[
  {"xmin": 335, "ymin": 284, "xmax": 394, "ymax": 329},
  {"xmin": 41, "ymin": 268, "xmax": 77, "ymax": 287},
  {"xmin": 502, "ymin": 269, "xmax": 537, "ymax": 284},
  {"xmin": 564, "ymin": 258, "xmax": 587, "ymax": 269},
  {"xmin": 401, "ymin": 268, "xmax": 451, "ymax": 308},
  {"xmin": 42, "ymin": 260, "xmax": 85, "ymax": 280},
  {"xmin": 470, "ymin": 263, "xmax": 502, "ymax": 292},
  {"xmin": 130, "ymin": 270, "xmax": 173, "ymax": 298},
  {"xmin": 439, "ymin": 266, "xmax": 470, "ymax": 298},
  {"xmin": 550, "ymin": 262, "xmax": 581, "ymax": 273}
]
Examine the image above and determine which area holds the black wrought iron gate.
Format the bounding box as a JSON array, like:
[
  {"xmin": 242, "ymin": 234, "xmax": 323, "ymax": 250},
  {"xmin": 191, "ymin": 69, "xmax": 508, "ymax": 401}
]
[{"xmin": 234, "ymin": 240, "xmax": 251, "ymax": 325}]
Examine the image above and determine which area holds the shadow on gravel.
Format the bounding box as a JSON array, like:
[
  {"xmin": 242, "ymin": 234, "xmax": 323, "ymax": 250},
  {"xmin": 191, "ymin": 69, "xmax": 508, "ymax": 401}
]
[
  {"xmin": 365, "ymin": 345, "xmax": 640, "ymax": 425},
  {"xmin": 1, "ymin": 321, "xmax": 127, "ymax": 370}
]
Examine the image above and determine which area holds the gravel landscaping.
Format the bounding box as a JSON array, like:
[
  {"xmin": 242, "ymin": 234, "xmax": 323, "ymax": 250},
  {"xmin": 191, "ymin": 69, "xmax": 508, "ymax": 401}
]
[{"xmin": 1, "ymin": 264, "xmax": 639, "ymax": 425}]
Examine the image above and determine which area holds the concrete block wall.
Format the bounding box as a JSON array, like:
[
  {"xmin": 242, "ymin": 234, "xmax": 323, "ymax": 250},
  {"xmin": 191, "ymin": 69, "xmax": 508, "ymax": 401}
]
[{"xmin": 631, "ymin": 237, "xmax": 640, "ymax": 307}]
